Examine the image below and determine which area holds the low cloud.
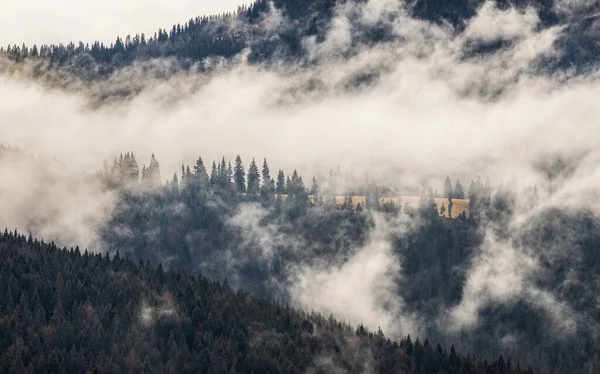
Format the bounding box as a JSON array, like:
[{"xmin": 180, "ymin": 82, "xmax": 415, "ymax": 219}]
[{"xmin": 1, "ymin": 0, "xmax": 600, "ymax": 355}]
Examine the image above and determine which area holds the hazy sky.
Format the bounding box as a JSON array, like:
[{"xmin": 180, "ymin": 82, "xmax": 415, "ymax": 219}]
[{"xmin": 0, "ymin": 0, "xmax": 248, "ymax": 47}]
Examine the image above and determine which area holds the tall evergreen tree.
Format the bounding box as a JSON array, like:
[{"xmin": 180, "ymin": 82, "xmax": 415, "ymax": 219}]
[
  {"xmin": 260, "ymin": 159, "xmax": 272, "ymax": 204},
  {"xmin": 311, "ymin": 176, "xmax": 320, "ymax": 195},
  {"xmin": 262, "ymin": 158, "xmax": 271, "ymax": 187},
  {"xmin": 171, "ymin": 173, "xmax": 179, "ymax": 194},
  {"xmin": 468, "ymin": 179, "xmax": 480, "ymax": 219},
  {"xmin": 123, "ymin": 152, "xmax": 139, "ymax": 183},
  {"xmin": 227, "ymin": 162, "xmax": 234, "ymax": 189},
  {"xmin": 454, "ymin": 178, "xmax": 465, "ymax": 199},
  {"xmin": 234, "ymin": 156, "xmax": 246, "ymax": 193},
  {"xmin": 286, "ymin": 176, "xmax": 292, "ymax": 194},
  {"xmin": 143, "ymin": 153, "xmax": 161, "ymax": 187},
  {"xmin": 289, "ymin": 170, "xmax": 301, "ymax": 196},
  {"xmin": 328, "ymin": 169, "xmax": 338, "ymax": 195},
  {"xmin": 444, "ymin": 176, "xmax": 454, "ymax": 199},
  {"xmin": 444, "ymin": 176, "xmax": 454, "ymax": 218},
  {"xmin": 365, "ymin": 179, "xmax": 380, "ymax": 210},
  {"xmin": 219, "ymin": 157, "xmax": 228, "ymax": 188},
  {"xmin": 247, "ymin": 158, "xmax": 260, "ymax": 195},
  {"xmin": 210, "ymin": 161, "xmax": 218, "ymax": 187},
  {"xmin": 193, "ymin": 157, "xmax": 209, "ymax": 186},
  {"xmin": 276, "ymin": 170, "xmax": 286, "ymax": 194}
]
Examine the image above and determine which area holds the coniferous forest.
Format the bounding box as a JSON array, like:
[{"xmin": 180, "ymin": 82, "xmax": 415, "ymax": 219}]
[
  {"xmin": 3, "ymin": 0, "xmax": 600, "ymax": 373},
  {"xmin": 0, "ymin": 0, "xmax": 598, "ymax": 85},
  {"xmin": 0, "ymin": 230, "xmax": 534, "ymax": 374}
]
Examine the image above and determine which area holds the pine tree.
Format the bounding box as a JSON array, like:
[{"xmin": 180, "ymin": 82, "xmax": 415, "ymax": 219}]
[
  {"xmin": 219, "ymin": 157, "xmax": 228, "ymax": 188},
  {"xmin": 454, "ymin": 178, "xmax": 465, "ymax": 199},
  {"xmin": 311, "ymin": 176, "xmax": 319, "ymax": 195},
  {"xmin": 123, "ymin": 152, "xmax": 139, "ymax": 183},
  {"xmin": 234, "ymin": 156, "xmax": 246, "ymax": 193},
  {"xmin": 468, "ymin": 179, "xmax": 480, "ymax": 219},
  {"xmin": 142, "ymin": 154, "xmax": 161, "ymax": 187},
  {"xmin": 328, "ymin": 169, "xmax": 338, "ymax": 195},
  {"xmin": 287, "ymin": 170, "xmax": 298, "ymax": 196},
  {"xmin": 365, "ymin": 179, "xmax": 381, "ymax": 211},
  {"xmin": 227, "ymin": 162, "xmax": 233, "ymax": 189},
  {"xmin": 286, "ymin": 176, "xmax": 292, "ymax": 195},
  {"xmin": 193, "ymin": 157, "xmax": 209, "ymax": 186},
  {"xmin": 210, "ymin": 161, "xmax": 218, "ymax": 187},
  {"xmin": 444, "ymin": 176, "xmax": 454, "ymax": 199},
  {"xmin": 444, "ymin": 176, "xmax": 454, "ymax": 218},
  {"xmin": 342, "ymin": 196, "xmax": 353, "ymax": 211},
  {"xmin": 276, "ymin": 170, "xmax": 286, "ymax": 194},
  {"xmin": 260, "ymin": 159, "xmax": 272, "ymax": 204},
  {"xmin": 171, "ymin": 173, "xmax": 179, "ymax": 194},
  {"xmin": 181, "ymin": 164, "xmax": 186, "ymax": 189},
  {"xmin": 261, "ymin": 158, "xmax": 271, "ymax": 187},
  {"xmin": 247, "ymin": 158, "xmax": 260, "ymax": 195},
  {"xmin": 482, "ymin": 177, "xmax": 492, "ymax": 207}
]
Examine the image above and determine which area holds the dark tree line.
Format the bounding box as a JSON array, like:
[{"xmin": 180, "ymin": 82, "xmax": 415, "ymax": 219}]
[
  {"xmin": 0, "ymin": 230, "xmax": 533, "ymax": 374},
  {"xmin": 2, "ymin": 0, "xmax": 596, "ymax": 80}
]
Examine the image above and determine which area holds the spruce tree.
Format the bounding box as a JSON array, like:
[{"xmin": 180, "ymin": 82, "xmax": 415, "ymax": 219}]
[
  {"xmin": 311, "ymin": 176, "xmax": 319, "ymax": 195},
  {"xmin": 193, "ymin": 157, "xmax": 209, "ymax": 186},
  {"xmin": 262, "ymin": 158, "xmax": 271, "ymax": 187},
  {"xmin": 181, "ymin": 164, "xmax": 186, "ymax": 189},
  {"xmin": 454, "ymin": 178, "xmax": 465, "ymax": 199},
  {"xmin": 444, "ymin": 176, "xmax": 454, "ymax": 218},
  {"xmin": 289, "ymin": 170, "xmax": 301, "ymax": 196},
  {"xmin": 145, "ymin": 154, "xmax": 161, "ymax": 187},
  {"xmin": 444, "ymin": 176, "xmax": 454, "ymax": 199},
  {"xmin": 286, "ymin": 176, "xmax": 292, "ymax": 195},
  {"xmin": 171, "ymin": 173, "xmax": 179, "ymax": 194},
  {"xmin": 227, "ymin": 162, "xmax": 233, "ymax": 189},
  {"xmin": 234, "ymin": 156, "xmax": 246, "ymax": 193},
  {"xmin": 219, "ymin": 157, "xmax": 228, "ymax": 188},
  {"xmin": 260, "ymin": 159, "xmax": 272, "ymax": 204},
  {"xmin": 276, "ymin": 170, "xmax": 286, "ymax": 194},
  {"xmin": 468, "ymin": 179, "xmax": 480, "ymax": 219},
  {"xmin": 365, "ymin": 179, "xmax": 380, "ymax": 211},
  {"xmin": 247, "ymin": 158, "xmax": 260, "ymax": 195},
  {"xmin": 210, "ymin": 161, "xmax": 218, "ymax": 187}
]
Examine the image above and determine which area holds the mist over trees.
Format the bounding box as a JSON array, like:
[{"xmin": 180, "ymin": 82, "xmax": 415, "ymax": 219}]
[
  {"xmin": 1, "ymin": 0, "xmax": 599, "ymax": 84},
  {"xmin": 78, "ymin": 151, "xmax": 594, "ymax": 373},
  {"xmin": 4, "ymin": 148, "xmax": 600, "ymax": 373},
  {"xmin": 0, "ymin": 230, "xmax": 539, "ymax": 374},
  {"xmin": 2, "ymin": 0, "xmax": 600, "ymax": 372}
]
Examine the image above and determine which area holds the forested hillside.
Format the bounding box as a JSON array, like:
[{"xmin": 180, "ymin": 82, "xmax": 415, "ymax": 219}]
[
  {"xmin": 4, "ymin": 145, "xmax": 599, "ymax": 372},
  {"xmin": 2, "ymin": 0, "xmax": 600, "ymax": 372},
  {"xmin": 1, "ymin": 0, "xmax": 599, "ymax": 82},
  {"xmin": 0, "ymin": 230, "xmax": 533, "ymax": 374},
  {"xmin": 88, "ymin": 152, "xmax": 599, "ymax": 373}
]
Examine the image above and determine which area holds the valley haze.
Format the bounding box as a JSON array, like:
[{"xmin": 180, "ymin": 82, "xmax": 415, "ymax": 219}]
[{"xmin": 1, "ymin": 0, "xmax": 600, "ymax": 372}]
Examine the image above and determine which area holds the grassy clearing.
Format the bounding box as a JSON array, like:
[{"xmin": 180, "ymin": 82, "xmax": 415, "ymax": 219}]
[
  {"xmin": 278, "ymin": 194, "xmax": 469, "ymax": 219},
  {"xmin": 381, "ymin": 196, "xmax": 469, "ymax": 219}
]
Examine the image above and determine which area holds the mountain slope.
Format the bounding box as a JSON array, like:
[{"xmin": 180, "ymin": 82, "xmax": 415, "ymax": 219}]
[
  {"xmin": 0, "ymin": 230, "xmax": 531, "ymax": 373},
  {"xmin": 2, "ymin": 0, "xmax": 600, "ymax": 81}
]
